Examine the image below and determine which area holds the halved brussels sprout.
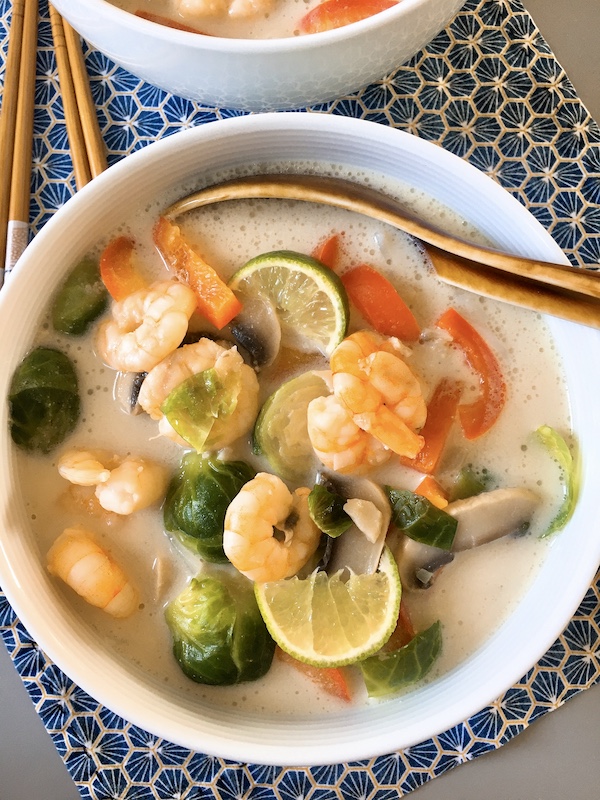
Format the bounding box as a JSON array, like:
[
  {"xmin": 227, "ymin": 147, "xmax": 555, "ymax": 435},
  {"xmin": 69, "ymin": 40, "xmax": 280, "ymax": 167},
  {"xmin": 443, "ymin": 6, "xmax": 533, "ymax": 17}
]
[
  {"xmin": 307, "ymin": 483, "xmax": 353, "ymax": 538},
  {"xmin": 386, "ymin": 487, "xmax": 457, "ymax": 551},
  {"xmin": 9, "ymin": 347, "xmax": 80, "ymax": 453},
  {"xmin": 163, "ymin": 454, "xmax": 255, "ymax": 562},
  {"xmin": 165, "ymin": 572, "xmax": 275, "ymax": 685}
]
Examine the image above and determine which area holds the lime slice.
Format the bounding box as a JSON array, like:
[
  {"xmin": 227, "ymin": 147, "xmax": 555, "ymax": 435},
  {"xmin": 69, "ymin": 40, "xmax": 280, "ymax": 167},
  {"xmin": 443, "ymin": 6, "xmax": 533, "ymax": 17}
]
[
  {"xmin": 253, "ymin": 371, "xmax": 329, "ymax": 483},
  {"xmin": 255, "ymin": 547, "xmax": 401, "ymax": 668},
  {"xmin": 228, "ymin": 250, "xmax": 349, "ymax": 355}
]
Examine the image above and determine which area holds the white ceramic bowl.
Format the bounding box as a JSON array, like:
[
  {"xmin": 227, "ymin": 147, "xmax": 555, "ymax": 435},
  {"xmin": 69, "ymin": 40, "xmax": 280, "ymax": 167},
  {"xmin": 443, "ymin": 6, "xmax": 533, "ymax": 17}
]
[
  {"xmin": 1, "ymin": 114, "xmax": 599, "ymax": 766},
  {"xmin": 51, "ymin": 0, "xmax": 465, "ymax": 111}
]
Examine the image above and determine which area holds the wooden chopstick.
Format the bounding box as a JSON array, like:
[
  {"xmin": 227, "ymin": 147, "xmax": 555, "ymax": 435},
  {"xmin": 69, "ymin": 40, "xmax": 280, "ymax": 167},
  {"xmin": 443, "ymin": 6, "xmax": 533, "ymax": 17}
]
[
  {"xmin": 0, "ymin": 4, "xmax": 107, "ymax": 289},
  {"xmin": 49, "ymin": 6, "xmax": 90, "ymax": 188},
  {"xmin": 49, "ymin": 5, "xmax": 107, "ymax": 191},
  {"xmin": 1, "ymin": 2, "xmax": 105, "ymax": 288},
  {"xmin": 1, "ymin": 0, "xmax": 37, "ymax": 287},
  {"xmin": 62, "ymin": 19, "xmax": 107, "ymax": 180},
  {"xmin": 0, "ymin": 0, "xmax": 25, "ymax": 283}
]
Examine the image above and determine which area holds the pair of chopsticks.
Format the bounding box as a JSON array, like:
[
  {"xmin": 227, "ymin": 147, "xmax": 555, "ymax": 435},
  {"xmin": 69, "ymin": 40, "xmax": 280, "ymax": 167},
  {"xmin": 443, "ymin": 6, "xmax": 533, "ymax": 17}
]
[
  {"xmin": 48, "ymin": 5, "xmax": 107, "ymax": 188},
  {"xmin": 0, "ymin": 1, "xmax": 107, "ymax": 287}
]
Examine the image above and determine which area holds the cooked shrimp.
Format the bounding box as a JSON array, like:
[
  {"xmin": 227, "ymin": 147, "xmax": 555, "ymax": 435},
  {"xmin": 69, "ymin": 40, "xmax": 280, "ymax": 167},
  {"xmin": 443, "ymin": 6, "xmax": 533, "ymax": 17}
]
[
  {"xmin": 47, "ymin": 526, "xmax": 138, "ymax": 618},
  {"xmin": 223, "ymin": 472, "xmax": 321, "ymax": 582},
  {"xmin": 57, "ymin": 449, "xmax": 115, "ymax": 485},
  {"xmin": 96, "ymin": 280, "xmax": 197, "ymax": 373},
  {"xmin": 329, "ymin": 330, "xmax": 427, "ymax": 459},
  {"xmin": 306, "ymin": 394, "xmax": 390, "ymax": 475},
  {"xmin": 58, "ymin": 448, "xmax": 169, "ymax": 515},
  {"xmin": 178, "ymin": 0, "xmax": 274, "ymax": 19},
  {"xmin": 138, "ymin": 338, "xmax": 259, "ymax": 451}
]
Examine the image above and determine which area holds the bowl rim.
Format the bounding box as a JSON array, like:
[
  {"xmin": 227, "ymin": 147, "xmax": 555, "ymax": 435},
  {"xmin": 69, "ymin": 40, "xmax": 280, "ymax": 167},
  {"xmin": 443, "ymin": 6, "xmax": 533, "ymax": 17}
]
[
  {"xmin": 58, "ymin": 0, "xmax": 457, "ymax": 50},
  {"xmin": 1, "ymin": 112, "xmax": 599, "ymax": 765}
]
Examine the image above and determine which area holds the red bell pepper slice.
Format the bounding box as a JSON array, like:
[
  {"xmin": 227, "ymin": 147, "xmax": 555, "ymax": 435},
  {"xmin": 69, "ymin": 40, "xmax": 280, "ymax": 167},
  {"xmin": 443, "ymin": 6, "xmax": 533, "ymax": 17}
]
[
  {"xmin": 341, "ymin": 263, "xmax": 421, "ymax": 341},
  {"xmin": 401, "ymin": 378, "xmax": 463, "ymax": 474},
  {"xmin": 299, "ymin": 0, "xmax": 398, "ymax": 34},
  {"xmin": 311, "ymin": 233, "xmax": 341, "ymax": 270},
  {"xmin": 153, "ymin": 216, "xmax": 242, "ymax": 329},
  {"xmin": 276, "ymin": 647, "xmax": 351, "ymax": 702},
  {"xmin": 99, "ymin": 236, "xmax": 147, "ymax": 301},
  {"xmin": 436, "ymin": 308, "xmax": 506, "ymax": 439}
]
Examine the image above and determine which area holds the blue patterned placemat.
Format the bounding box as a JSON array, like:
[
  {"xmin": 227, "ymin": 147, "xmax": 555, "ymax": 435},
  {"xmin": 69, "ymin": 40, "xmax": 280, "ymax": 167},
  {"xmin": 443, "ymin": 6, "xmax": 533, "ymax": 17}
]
[{"xmin": 1, "ymin": 0, "xmax": 600, "ymax": 797}]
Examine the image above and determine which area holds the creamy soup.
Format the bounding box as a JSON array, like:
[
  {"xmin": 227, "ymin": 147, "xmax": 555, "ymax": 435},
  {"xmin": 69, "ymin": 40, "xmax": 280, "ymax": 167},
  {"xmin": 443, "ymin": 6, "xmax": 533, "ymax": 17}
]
[
  {"xmin": 117, "ymin": 0, "xmax": 394, "ymax": 39},
  {"xmin": 13, "ymin": 165, "xmax": 571, "ymax": 715}
]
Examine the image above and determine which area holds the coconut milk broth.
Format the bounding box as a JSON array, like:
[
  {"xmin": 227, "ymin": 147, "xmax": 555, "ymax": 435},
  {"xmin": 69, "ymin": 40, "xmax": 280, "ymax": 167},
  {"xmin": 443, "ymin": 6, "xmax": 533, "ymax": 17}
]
[
  {"xmin": 16, "ymin": 165, "xmax": 570, "ymax": 714},
  {"xmin": 119, "ymin": 0, "xmax": 327, "ymax": 38}
]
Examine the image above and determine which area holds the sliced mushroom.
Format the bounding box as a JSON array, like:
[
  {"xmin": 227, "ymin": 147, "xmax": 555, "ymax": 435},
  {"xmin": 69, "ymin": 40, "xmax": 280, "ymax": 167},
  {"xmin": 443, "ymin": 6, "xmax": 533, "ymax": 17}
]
[
  {"xmin": 394, "ymin": 535, "xmax": 454, "ymax": 590},
  {"xmin": 327, "ymin": 478, "xmax": 391, "ymax": 576},
  {"xmin": 113, "ymin": 371, "xmax": 147, "ymax": 415},
  {"xmin": 446, "ymin": 487, "xmax": 541, "ymax": 551},
  {"xmin": 227, "ymin": 291, "xmax": 281, "ymax": 368},
  {"xmin": 394, "ymin": 486, "xmax": 541, "ymax": 589}
]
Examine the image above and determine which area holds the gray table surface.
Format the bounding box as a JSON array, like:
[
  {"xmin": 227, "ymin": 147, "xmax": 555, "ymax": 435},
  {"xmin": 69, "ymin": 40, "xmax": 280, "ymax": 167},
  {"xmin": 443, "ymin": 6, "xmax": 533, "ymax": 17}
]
[{"xmin": 2, "ymin": 1, "xmax": 600, "ymax": 797}]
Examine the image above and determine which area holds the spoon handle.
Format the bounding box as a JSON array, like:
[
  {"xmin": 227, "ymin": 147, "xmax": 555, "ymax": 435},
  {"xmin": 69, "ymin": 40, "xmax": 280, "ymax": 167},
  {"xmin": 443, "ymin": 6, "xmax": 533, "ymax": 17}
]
[{"xmin": 427, "ymin": 245, "xmax": 600, "ymax": 330}]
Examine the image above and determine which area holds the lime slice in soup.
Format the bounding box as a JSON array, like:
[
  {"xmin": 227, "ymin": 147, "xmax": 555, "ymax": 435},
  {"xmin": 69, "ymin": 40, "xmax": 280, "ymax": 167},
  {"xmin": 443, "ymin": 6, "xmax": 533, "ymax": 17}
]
[
  {"xmin": 253, "ymin": 371, "xmax": 330, "ymax": 482},
  {"xmin": 228, "ymin": 250, "xmax": 349, "ymax": 355},
  {"xmin": 255, "ymin": 547, "xmax": 401, "ymax": 668}
]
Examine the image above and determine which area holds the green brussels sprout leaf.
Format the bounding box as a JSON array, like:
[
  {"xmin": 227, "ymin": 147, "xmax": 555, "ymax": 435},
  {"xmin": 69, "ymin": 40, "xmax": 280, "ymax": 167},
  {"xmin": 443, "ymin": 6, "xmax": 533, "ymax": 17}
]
[
  {"xmin": 161, "ymin": 366, "xmax": 241, "ymax": 452},
  {"xmin": 164, "ymin": 454, "xmax": 255, "ymax": 562},
  {"xmin": 449, "ymin": 465, "xmax": 494, "ymax": 501},
  {"xmin": 386, "ymin": 487, "xmax": 457, "ymax": 551},
  {"xmin": 359, "ymin": 620, "xmax": 442, "ymax": 698},
  {"xmin": 535, "ymin": 425, "xmax": 580, "ymax": 537},
  {"xmin": 52, "ymin": 257, "xmax": 109, "ymax": 335},
  {"xmin": 308, "ymin": 483, "xmax": 353, "ymax": 538},
  {"xmin": 9, "ymin": 347, "xmax": 80, "ymax": 453},
  {"xmin": 165, "ymin": 573, "xmax": 275, "ymax": 685}
]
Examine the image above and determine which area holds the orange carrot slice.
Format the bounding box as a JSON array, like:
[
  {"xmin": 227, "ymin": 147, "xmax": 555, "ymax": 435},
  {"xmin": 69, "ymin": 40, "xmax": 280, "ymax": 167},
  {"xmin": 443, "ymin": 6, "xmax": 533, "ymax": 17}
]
[
  {"xmin": 401, "ymin": 378, "xmax": 463, "ymax": 474},
  {"xmin": 276, "ymin": 647, "xmax": 351, "ymax": 702},
  {"xmin": 415, "ymin": 475, "xmax": 449, "ymax": 509},
  {"xmin": 381, "ymin": 599, "xmax": 415, "ymax": 652},
  {"xmin": 311, "ymin": 233, "xmax": 341, "ymax": 270}
]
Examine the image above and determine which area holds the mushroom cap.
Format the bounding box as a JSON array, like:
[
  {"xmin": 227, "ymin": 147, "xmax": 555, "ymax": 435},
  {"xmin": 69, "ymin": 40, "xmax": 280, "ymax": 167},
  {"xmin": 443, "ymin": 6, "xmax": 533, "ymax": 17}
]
[{"xmin": 446, "ymin": 487, "xmax": 541, "ymax": 552}]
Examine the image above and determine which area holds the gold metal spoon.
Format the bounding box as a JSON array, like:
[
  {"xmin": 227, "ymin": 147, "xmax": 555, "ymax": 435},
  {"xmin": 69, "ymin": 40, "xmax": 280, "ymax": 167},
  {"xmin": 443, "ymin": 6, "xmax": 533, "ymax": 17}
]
[{"xmin": 164, "ymin": 173, "xmax": 600, "ymax": 329}]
